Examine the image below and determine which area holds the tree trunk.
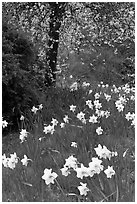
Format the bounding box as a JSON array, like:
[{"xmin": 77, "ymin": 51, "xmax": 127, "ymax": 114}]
[{"xmin": 45, "ymin": 2, "xmax": 66, "ymax": 86}]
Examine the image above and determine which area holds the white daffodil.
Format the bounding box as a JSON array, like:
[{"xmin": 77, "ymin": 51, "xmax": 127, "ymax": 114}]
[
  {"xmin": 60, "ymin": 122, "xmax": 65, "ymax": 128},
  {"xmin": 43, "ymin": 125, "xmax": 55, "ymax": 134},
  {"xmin": 104, "ymin": 166, "xmax": 115, "ymax": 178},
  {"xmin": 8, "ymin": 152, "xmax": 19, "ymax": 169},
  {"xmin": 125, "ymin": 112, "xmax": 135, "ymax": 121},
  {"xmin": 64, "ymin": 155, "xmax": 78, "ymax": 170},
  {"xmin": 86, "ymin": 100, "xmax": 93, "ymax": 109},
  {"xmin": 51, "ymin": 118, "xmax": 58, "ymax": 126},
  {"xmin": 38, "ymin": 104, "xmax": 43, "ymax": 110},
  {"xmin": 94, "ymin": 144, "xmax": 112, "ymax": 160},
  {"xmin": 77, "ymin": 112, "xmax": 85, "ymax": 120},
  {"xmin": 88, "ymin": 157, "xmax": 104, "ymax": 174},
  {"xmin": 115, "ymin": 100, "xmax": 125, "ymax": 112},
  {"xmin": 104, "ymin": 110, "xmax": 110, "ymax": 118},
  {"xmin": 20, "ymin": 115, "xmax": 25, "ymax": 120},
  {"xmin": 82, "ymin": 82, "xmax": 90, "ymax": 87},
  {"xmin": 96, "ymin": 126, "xmax": 103, "ymax": 135},
  {"xmin": 63, "ymin": 115, "xmax": 69, "ymax": 123},
  {"xmin": 89, "ymin": 114, "xmax": 98, "ymax": 123},
  {"xmin": 78, "ymin": 182, "xmax": 90, "ymax": 196},
  {"xmin": 42, "ymin": 168, "xmax": 58, "ymax": 185},
  {"xmin": 31, "ymin": 106, "xmax": 38, "ymax": 114},
  {"xmin": 70, "ymin": 105, "xmax": 76, "ymax": 112},
  {"xmin": 111, "ymin": 151, "xmax": 118, "ymax": 157},
  {"xmin": 2, "ymin": 119, "xmax": 8, "ymax": 128},
  {"xmin": 2, "ymin": 154, "xmax": 9, "ymax": 168},
  {"xmin": 19, "ymin": 129, "xmax": 28, "ymax": 143},
  {"xmin": 94, "ymin": 144, "xmax": 103, "ymax": 157},
  {"xmin": 75, "ymin": 164, "xmax": 89, "ymax": 179},
  {"xmin": 94, "ymin": 100, "xmax": 102, "ymax": 109},
  {"xmin": 21, "ymin": 155, "xmax": 32, "ymax": 167},
  {"xmin": 71, "ymin": 142, "xmax": 77, "ymax": 148},
  {"xmin": 95, "ymin": 109, "xmax": 105, "ymax": 118},
  {"xmin": 60, "ymin": 166, "xmax": 71, "ymax": 177},
  {"xmin": 94, "ymin": 93, "xmax": 100, "ymax": 99},
  {"xmin": 104, "ymin": 93, "xmax": 111, "ymax": 101}
]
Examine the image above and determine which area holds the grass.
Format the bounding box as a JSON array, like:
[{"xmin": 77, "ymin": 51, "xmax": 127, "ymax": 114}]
[{"xmin": 2, "ymin": 82, "xmax": 135, "ymax": 202}]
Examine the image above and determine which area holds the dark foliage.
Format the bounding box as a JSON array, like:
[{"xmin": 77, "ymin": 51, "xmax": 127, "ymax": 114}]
[{"xmin": 2, "ymin": 22, "xmax": 41, "ymax": 132}]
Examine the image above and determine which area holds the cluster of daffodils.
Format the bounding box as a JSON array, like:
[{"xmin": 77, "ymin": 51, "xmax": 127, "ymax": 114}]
[
  {"xmin": 19, "ymin": 129, "xmax": 29, "ymax": 143},
  {"xmin": 43, "ymin": 118, "xmax": 58, "ymax": 135},
  {"xmin": 31, "ymin": 104, "xmax": 43, "ymax": 114},
  {"xmin": 2, "ymin": 117, "xmax": 8, "ymax": 128},
  {"xmin": 60, "ymin": 145, "xmax": 117, "ymax": 195},
  {"xmin": 115, "ymin": 95, "xmax": 127, "ymax": 112},
  {"xmin": 42, "ymin": 144, "xmax": 117, "ymax": 196},
  {"xmin": 43, "ymin": 114, "xmax": 71, "ymax": 135},
  {"xmin": 94, "ymin": 144, "xmax": 118, "ymax": 160},
  {"xmin": 2, "ymin": 153, "xmax": 19, "ymax": 169},
  {"xmin": 2, "ymin": 153, "xmax": 32, "ymax": 169},
  {"xmin": 86, "ymin": 98, "xmax": 110, "ymax": 118},
  {"xmin": 95, "ymin": 109, "xmax": 110, "ymax": 119},
  {"xmin": 82, "ymin": 82, "xmax": 90, "ymax": 88},
  {"xmin": 125, "ymin": 112, "xmax": 135, "ymax": 127},
  {"xmin": 121, "ymin": 83, "xmax": 135, "ymax": 95}
]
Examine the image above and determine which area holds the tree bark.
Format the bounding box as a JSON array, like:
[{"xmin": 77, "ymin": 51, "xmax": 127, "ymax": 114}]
[{"xmin": 45, "ymin": 2, "xmax": 66, "ymax": 86}]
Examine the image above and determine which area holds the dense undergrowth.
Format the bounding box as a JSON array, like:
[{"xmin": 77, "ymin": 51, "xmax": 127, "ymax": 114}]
[{"xmin": 2, "ymin": 82, "xmax": 135, "ymax": 202}]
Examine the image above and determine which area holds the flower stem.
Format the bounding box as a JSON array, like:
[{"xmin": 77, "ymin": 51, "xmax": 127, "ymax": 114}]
[{"xmin": 55, "ymin": 178, "xmax": 68, "ymax": 201}]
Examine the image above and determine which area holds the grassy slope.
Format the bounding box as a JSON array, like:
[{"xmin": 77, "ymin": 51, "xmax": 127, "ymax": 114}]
[{"xmin": 2, "ymin": 83, "xmax": 135, "ymax": 202}]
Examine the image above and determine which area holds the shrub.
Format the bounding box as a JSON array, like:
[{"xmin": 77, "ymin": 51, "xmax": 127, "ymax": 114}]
[{"xmin": 2, "ymin": 21, "xmax": 40, "ymax": 132}]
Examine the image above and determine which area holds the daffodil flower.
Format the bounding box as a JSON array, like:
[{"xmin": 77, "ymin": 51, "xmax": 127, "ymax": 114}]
[
  {"xmin": 2, "ymin": 119, "xmax": 8, "ymax": 128},
  {"xmin": 75, "ymin": 164, "xmax": 89, "ymax": 179},
  {"xmin": 88, "ymin": 157, "xmax": 104, "ymax": 174},
  {"xmin": 86, "ymin": 100, "xmax": 93, "ymax": 109},
  {"xmin": 64, "ymin": 155, "xmax": 78, "ymax": 169},
  {"xmin": 94, "ymin": 144, "xmax": 112, "ymax": 160},
  {"xmin": 78, "ymin": 182, "xmax": 90, "ymax": 196},
  {"xmin": 42, "ymin": 168, "xmax": 58, "ymax": 185},
  {"xmin": 20, "ymin": 115, "xmax": 25, "ymax": 120},
  {"xmin": 70, "ymin": 105, "xmax": 76, "ymax": 112},
  {"xmin": 19, "ymin": 129, "xmax": 28, "ymax": 143},
  {"xmin": 89, "ymin": 115, "xmax": 98, "ymax": 123},
  {"xmin": 21, "ymin": 155, "xmax": 32, "ymax": 166},
  {"xmin": 96, "ymin": 126, "xmax": 103, "ymax": 135},
  {"xmin": 71, "ymin": 142, "xmax": 77, "ymax": 148},
  {"xmin": 63, "ymin": 115, "xmax": 69, "ymax": 123},
  {"xmin": 60, "ymin": 166, "xmax": 71, "ymax": 176},
  {"xmin": 94, "ymin": 100, "xmax": 102, "ymax": 109},
  {"xmin": 104, "ymin": 166, "xmax": 115, "ymax": 178},
  {"xmin": 51, "ymin": 118, "xmax": 58, "ymax": 126},
  {"xmin": 60, "ymin": 122, "xmax": 65, "ymax": 128},
  {"xmin": 31, "ymin": 106, "xmax": 38, "ymax": 114}
]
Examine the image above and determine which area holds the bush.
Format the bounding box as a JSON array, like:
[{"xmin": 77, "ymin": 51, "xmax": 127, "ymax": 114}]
[{"xmin": 2, "ymin": 21, "xmax": 40, "ymax": 132}]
